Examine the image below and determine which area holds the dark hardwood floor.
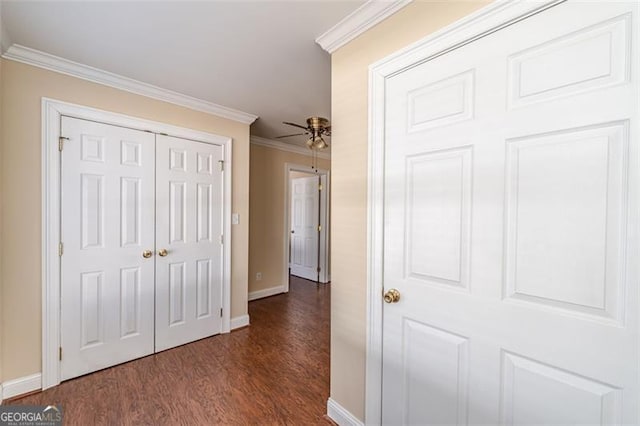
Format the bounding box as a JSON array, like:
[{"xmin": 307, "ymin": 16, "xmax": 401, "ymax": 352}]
[{"xmin": 9, "ymin": 276, "xmax": 330, "ymax": 425}]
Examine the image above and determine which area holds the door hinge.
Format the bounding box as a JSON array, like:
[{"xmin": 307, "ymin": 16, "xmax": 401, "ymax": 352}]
[
  {"xmin": 317, "ymin": 224, "xmax": 322, "ymax": 232},
  {"xmin": 317, "ymin": 267, "xmax": 321, "ymax": 273},
  {"xmin": 218, "ymin": 160, "xmax": 224, "ymax": 172},
  {"xmin": 59, "ymin": 347, "xmax": 62, "ymax": 361},
  {"xmin": 220, "ymin": 308, "xmax": 223, "ymax": 317},
  {"xmin": 58, "ymin": 136, "xmax": 69, "ymax": 151},
  {"xmin": 220, "ymin": 235, "xmax": 224, "ymax": 244},
  {"xmin": 319, "ymin": 183, "xmax": 323, "ymax": 191},
  {"xmin": 58, "ymin": 242, "xmax": 64, "ymax": 256}
]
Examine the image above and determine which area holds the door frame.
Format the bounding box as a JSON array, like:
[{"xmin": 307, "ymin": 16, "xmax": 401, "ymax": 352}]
[
  {"xmin": 41, "ymin": 98, "xmax": 234, "ymax": 389},
  {"xmin": 283, "ymin": 162, "xmax": 330, "ymax": 290},
  {"xmin": 365, "ymin": 1, "xmax": 565, "ymax": 423}
]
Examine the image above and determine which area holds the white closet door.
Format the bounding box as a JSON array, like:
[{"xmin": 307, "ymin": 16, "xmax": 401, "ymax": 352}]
[
  {"xmin": 382, "ymin": 1, "xmax": 638, "ymax": 424},
  {"xmin": 155, "ymin": 134, "xmax": 224, "ymax": 351},
  {"xmin": 290, "ymin": 176, "xmax": 320, "ymax": 281},
  {"xmin": 61, "ymin": 116, "xmax": 156, "ymax": 381}
]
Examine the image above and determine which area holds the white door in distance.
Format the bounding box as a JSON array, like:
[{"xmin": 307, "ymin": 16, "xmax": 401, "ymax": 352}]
[
  {"xmin": 382, "ymin": 1, "xmax": 638, "ymax": 424},
  {"xmin": 290, "ymin": 175, "xmax": 320, "ymax": 281},
  {"xmin": 61, "ymin": 117, "xmax": 156, "ymax": 380},
  {"xmin": 154, "ymin": 134, "xmax": 224, "ymax": 352}
]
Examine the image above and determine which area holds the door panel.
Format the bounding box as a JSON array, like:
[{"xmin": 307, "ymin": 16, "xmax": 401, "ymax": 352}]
[
  {"xmin": 61, "ymin": 117, "xmax": 155, "ymax": 381},
  {"xmin": 504, "ymin": 123, "xmax": 627, "ymax": 319},
  {"xmin": 290, "ymin": 176, "xmax": 320, "ymax": 281},
  {"xmin": 405, "ymin": 148, "xmax": 472, "ymax": 289},
  {"xmin": 155, "ymin": 135, "xmax": 223, "ymax": 352},
  {"xmin": 382, "ymin": 1, "xmax": 638, "ymax": 424}
]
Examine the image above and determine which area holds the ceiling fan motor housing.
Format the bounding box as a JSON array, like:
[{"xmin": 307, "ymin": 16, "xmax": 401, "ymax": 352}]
[
  {"xmin": 307, "ymin": 117, "xmax": 329, "ymax": 131},
  {"xmin": 277, "ymin": 116, "xmax": 331, "ymax": 150}
]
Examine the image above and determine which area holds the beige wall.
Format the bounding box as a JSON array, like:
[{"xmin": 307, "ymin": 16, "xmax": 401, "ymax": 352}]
[
  {"xmin": 0, "ymin": 59, "xmax": 251, "ymax": 382},
  {"xmin": 290, "ymin": 170, "xmax": 316, "ymax": 180},
  {"xmin": 248, "ymin": 144, "xmax": 329, "ymax": 294},
  {"xmin": 330, "ymin": 1, "xmax": 490, "ymax": 420}
]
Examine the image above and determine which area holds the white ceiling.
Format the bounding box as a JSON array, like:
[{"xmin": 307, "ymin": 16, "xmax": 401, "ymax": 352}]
[{"xmin": 1, "ymin": 0, "xmax": 365, "ymax": 145}]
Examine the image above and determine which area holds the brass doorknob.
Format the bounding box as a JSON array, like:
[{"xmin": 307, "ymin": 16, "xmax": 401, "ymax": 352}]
[
  {"xmin": 158, "ymin": 248, "xmax": 168, "ymax": 257},
  {"xmin": 142, "ymin": 250, "xmax": 153, "ymax": 259},
  {"xmin": 383, "ymin": 288, "xmax": 401, "ymax": 304}
]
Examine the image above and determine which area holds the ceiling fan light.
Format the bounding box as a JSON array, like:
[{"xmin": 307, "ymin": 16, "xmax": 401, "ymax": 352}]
[
  {"xmin": 305, "ymin": 137, "xmax": 315, "ymax": 149},
  {"xmin": 314, "ymin": 137, "xmax": 329, "ymax": 150}
]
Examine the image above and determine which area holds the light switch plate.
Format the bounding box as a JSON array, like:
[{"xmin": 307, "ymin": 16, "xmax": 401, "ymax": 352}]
[{"xmin": 232, "ymin": 213, "xmax": 240, "ymax": 225}]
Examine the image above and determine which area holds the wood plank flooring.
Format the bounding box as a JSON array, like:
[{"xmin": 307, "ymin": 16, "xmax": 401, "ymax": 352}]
[{"xmin": 8, "ymin": 276, "xmax": 330, "ymax": 425}]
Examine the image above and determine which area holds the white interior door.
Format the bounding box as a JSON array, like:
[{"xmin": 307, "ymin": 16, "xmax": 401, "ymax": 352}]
[
  {"xmin": 290, "ymin": 175, "xmax": 319, "ymax": 281},
  {"xmin": 155, "ymin": 134, "xmax": 224, "ymax": 352},
  {"xmin": 61, "ymin": 116, "xmax": 156, "ymax": 380},
  {"xmin": 382, "ymin": 1, "xmax": 638, "ymax": 424}
]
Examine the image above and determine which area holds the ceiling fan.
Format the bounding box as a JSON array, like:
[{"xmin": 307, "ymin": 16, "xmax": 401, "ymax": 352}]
[{"xmin": 276, "ymin": 117, "xmax": 331, "ymax": 150}]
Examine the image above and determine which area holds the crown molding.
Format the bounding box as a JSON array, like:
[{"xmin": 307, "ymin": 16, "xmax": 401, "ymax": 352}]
[
  {"xmin": 2, "ymin": 44, "xmax": 258, "ymax": 124},
  {"xmin": 251, "ymin": 136, "xmax": 331, "ymax": 160},
  {"xmin": 315, "ymin": 0, "xmax": 412, "ymax": 54}
]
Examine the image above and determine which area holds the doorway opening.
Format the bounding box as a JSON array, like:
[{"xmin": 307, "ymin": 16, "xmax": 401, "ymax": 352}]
[{"xmin": 284, "ymin": 163, "xmax": 330, "ymax": 290}]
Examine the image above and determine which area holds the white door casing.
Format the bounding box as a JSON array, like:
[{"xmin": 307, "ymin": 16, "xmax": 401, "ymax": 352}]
[
  {"xmin": 318, "ymin": 173, "xmax": 330, "ymax": 283},
  {"xmin": 290, "ymin": 175, "xmax": 320, "ymax": 281},
  {"xmin": 60, "ymin": 116, "xmax": 156, "ymax": 380},
  {"xmin": 282, "ymin": 163, "xmax": 330, "ymax": 290},
  {"xmin": 375, "ymin": 1, "xmax": 638, "ymax": 424},
  {"xmin": 155, "ymin": 134, "xmax": 224, "ymax": 351},
  {"xmin": 42, "ymin": 99, "xmax": 233, "ymax": 389}
]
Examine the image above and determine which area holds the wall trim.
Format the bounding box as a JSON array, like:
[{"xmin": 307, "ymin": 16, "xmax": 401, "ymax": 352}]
[
  {"xmin": 365, "ymin": 0, "xmax": 563, "ymax": 423},
  {"xmin": 326, "ymin": 398, "xmax": 364, "ymax": 426},
  {"xmin": 248, "ymin": 285, "xmax": 285, "ymax": 301},
  {"xmin": 315, "ymin": 0, "xmax": 412, "ymax": 54},
  {"xmin": 230, "ymin": 315, "xmax": 250, "ymax": 330},
  {"xmin": 2, "ymin": 374, "xmax": 42, "ymax": 401},
  {"xmin": 251, "ymin": 136, "xmax": 330, "ymax": 160},
  {"xmin": 42, "ymin": 98, "xmax": 234, "ymax": 390},
  {"xmin": 2, "ymin": 44, "xmax": 258, "ymax": 124}
]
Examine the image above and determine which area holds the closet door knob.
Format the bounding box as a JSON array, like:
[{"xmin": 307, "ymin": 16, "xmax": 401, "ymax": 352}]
[
  {"xmin": 142, "ymin": 250, "xmax": 153, "ymax": 259},
  {"xmin": 383, "ymin": 289, "xmax": 401, "ymax": 304},
  {"xmin": 158, "ymin": 248, "xmax": 168, "ymax": 257}
]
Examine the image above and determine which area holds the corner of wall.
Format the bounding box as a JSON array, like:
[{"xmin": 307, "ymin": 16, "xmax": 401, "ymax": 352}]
[
  {"xmin": 0, "ymin": 57, "xmax": 5, "ymax": 388},
  {"xmin": 231, "ymin": 124, "xmax": 251, "ymax": 319},
  {"xmin": 0, "ymin": 1, "xmax": 5, "ymax": 387}
]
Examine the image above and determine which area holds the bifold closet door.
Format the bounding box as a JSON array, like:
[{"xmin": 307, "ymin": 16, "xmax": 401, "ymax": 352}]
[
  {"xmin": 154, "ymin": 134, "xmax": 224, "ymax": 352},
  {"xmin": 60, "ymin": 116, "xmax": 156, "ymax": 381}
]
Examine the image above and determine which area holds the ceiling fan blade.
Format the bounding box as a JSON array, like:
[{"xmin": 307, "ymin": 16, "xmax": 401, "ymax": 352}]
[
  {"xmin": 275, "ymin": 133, "xmax": 306, "ymax": 139},
  {"xmin": 282, "ymin": 121, "xmax": 309, "ymax": 131}
]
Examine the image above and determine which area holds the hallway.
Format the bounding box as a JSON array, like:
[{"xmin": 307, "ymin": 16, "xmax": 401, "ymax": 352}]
[{"xmin": 8, "ymin": 276, "xmax": 330, "ymax": 424}]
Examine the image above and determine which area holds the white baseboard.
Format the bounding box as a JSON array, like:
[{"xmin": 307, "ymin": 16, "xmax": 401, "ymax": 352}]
[
  {"xmin": 230, "ymin": 314, "xmax": 250, "ymax": 330},
  {"xmin": 248, "ymin": 285, "xmax": 285, "ymax": 301},
  {"xmin": 327, "ymin": 398, "xmax": 364, "ymax": 426},
  {"xmin": 2, "ymin": 373, "xmax": 42, "ymax": 401}
]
